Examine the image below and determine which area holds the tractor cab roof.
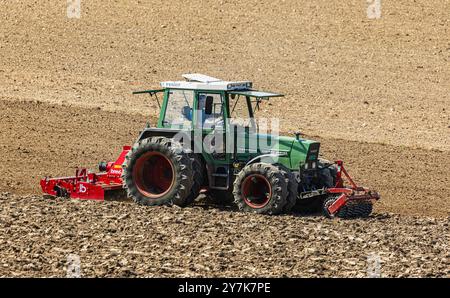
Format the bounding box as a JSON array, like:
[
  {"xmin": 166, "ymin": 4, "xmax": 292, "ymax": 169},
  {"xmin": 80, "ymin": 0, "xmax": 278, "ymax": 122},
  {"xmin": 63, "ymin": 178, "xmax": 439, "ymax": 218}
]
[
  {"xmin": 133, "ymin": 74, "xmax": 284, "ymax": 99},
  {"xmin": 160, "ymin": 73, "xmax": 252, "ymax": 91},
  {"xmin": 159, "ymin": 74, "xmax": 283, "ymax": 99}
]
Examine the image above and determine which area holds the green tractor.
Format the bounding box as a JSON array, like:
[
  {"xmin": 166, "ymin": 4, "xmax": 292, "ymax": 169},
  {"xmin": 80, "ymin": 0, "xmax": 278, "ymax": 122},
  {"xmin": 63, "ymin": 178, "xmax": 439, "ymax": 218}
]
[
  {"xmin": 123, "ymin": 74, "xmax": 379, "ymax": 217},
  {"xmin": 40, "ymin": 74, "xmax": 379, "ymax": 217}
]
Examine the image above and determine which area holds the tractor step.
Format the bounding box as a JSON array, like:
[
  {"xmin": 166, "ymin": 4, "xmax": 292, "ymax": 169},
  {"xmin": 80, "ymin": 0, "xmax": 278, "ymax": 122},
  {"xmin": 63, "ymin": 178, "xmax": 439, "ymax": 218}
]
[
  {"xmin": 208, "ymin": 165, "xmax": 230, "ymax": 190},
  {"xmin": 212, "ymin": 173, "xmax": 228, "ymax": 177}
]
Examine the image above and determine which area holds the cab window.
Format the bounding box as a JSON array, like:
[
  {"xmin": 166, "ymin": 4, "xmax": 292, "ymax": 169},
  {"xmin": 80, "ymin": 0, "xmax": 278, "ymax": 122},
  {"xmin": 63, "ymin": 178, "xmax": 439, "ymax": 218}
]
[
  {"xmin": 196, "ymin": 93, "xmax": 224, "ymax": 129},
  {"xmin": 163, "ymin": 89, "xmax": 194, "ymax": 128},
  {"xmin": 228, "ymin": 94, "xmax": 253, "ymax": 128}
]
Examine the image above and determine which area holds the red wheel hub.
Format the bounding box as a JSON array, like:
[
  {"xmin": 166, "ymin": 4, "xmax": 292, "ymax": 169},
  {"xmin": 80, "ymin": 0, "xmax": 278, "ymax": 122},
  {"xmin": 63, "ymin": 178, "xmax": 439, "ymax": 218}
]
[
  {"xmin": 242, "ymin": 174, "xmax": 272, "ymax": 208},
  {"xmin": 133, "ymin": 151, "xmax": 175, "ymax": 199}
]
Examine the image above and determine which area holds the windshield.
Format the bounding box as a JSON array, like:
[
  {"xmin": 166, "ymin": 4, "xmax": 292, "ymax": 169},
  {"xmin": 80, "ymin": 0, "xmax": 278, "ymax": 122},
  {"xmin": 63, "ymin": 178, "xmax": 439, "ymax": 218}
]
[{"xmin": 228, "ymin": 94, "xmax": 254, "ymax": 128}]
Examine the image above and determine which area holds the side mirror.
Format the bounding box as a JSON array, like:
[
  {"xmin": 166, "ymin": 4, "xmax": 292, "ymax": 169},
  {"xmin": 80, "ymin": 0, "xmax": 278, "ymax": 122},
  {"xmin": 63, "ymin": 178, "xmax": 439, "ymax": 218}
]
[{"xmin": 205, "ymin": 96, "xmax": 214, "ymax": 115}]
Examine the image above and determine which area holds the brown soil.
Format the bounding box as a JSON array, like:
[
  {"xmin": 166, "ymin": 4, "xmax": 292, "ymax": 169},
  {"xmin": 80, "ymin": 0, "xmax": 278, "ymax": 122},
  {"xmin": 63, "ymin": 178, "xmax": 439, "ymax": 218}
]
[
  {"xmin": 0, "ymin": 0, "xmax": 448, "ymax": 277},
  {"xmin": 0, "ymin": 194, "xmax": 448, "ymax": 277}
]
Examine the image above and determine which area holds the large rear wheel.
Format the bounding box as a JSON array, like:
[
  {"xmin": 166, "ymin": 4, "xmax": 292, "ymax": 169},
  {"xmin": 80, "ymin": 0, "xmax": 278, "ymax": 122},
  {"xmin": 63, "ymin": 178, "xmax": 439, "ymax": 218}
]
[{"xmin": 122, "ymin": 137, "xmax": 194, "ymax": 206}]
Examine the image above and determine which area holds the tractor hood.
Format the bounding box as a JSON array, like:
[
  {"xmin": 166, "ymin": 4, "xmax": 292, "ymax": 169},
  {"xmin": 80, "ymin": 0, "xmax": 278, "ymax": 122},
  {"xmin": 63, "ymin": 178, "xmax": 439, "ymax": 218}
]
[{"xmin": 248, "ymin": 133, "xmax": 320, "ymax": 170}]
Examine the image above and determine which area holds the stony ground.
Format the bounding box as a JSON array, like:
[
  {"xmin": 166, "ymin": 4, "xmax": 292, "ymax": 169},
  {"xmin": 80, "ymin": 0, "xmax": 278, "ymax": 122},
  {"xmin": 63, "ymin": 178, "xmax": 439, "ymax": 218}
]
[
  {"xmin": 0, "ymin": 0, "xmax": 448, "ymax": 277},
  {"xmin": 0, "ymin": 194, "xmax": 448, "ymax": 278}
]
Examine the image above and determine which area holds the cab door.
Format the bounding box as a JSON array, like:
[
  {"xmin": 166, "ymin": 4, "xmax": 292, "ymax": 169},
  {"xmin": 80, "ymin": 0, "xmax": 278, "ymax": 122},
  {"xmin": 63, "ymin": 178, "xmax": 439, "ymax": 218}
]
[{"xmin": 194, "ymin": 90, "xmax": 230, "ymax": 189}]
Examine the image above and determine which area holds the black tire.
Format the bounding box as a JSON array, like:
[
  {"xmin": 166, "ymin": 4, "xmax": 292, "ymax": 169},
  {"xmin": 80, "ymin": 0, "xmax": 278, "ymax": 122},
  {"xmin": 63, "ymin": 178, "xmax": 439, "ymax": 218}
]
[
  {"xmin": 276, "ymin": 164, "xmax": 298, "ymax": 213},
  {"xmin": 122, "ymin": 137, "xmax": 194, "ymax": 206},
  {"xmin": 183, "ymin": 154, "xmax": 204, "ymax": 206},
  {"xmin": 233, "ymin": 162, "xmax": 288, "ymax": 215}
]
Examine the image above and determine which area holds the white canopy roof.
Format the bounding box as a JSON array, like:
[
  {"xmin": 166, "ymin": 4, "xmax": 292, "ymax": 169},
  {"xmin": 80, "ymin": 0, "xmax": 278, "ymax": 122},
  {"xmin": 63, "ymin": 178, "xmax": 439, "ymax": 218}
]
[{"xmin": 160, "ymin": 73, "xmax": 252, "ymax": 91}]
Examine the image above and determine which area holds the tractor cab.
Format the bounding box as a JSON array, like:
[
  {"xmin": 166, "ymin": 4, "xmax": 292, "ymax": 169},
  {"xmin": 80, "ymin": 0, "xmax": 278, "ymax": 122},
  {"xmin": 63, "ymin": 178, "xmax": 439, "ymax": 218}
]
[{"xmin": 135, "ymin": 73, "xmax": 282, "ymax": 130}]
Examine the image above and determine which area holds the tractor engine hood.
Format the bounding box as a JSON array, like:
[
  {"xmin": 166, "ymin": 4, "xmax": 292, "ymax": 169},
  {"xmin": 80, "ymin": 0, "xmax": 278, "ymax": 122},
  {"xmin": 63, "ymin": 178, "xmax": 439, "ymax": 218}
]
[{"xmin": 251, "ymin": 133, "xmax": 320, "ymax": 170}]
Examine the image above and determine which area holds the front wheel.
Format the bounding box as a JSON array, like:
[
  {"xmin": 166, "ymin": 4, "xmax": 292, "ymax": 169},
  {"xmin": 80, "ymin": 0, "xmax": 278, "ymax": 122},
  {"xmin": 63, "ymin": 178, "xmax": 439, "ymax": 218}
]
[{"xmin": 233, "ymin": 163, "xmax": 288, "ymax": 215}]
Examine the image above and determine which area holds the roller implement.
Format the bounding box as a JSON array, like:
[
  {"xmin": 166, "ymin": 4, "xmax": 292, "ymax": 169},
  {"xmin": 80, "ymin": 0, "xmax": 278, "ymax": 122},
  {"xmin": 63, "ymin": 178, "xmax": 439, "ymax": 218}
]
[{"xmin": 40, "ymin": 74, "xmax": 379, "ymax": 218}]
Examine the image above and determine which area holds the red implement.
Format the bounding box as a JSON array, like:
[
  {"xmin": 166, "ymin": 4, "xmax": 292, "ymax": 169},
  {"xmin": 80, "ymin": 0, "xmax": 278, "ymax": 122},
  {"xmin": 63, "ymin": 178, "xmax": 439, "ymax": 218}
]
[
  {"xmin": 40, "ymin": 146, "xmax": 131, "ymax": 200},
  {"xmin": 326, "ymin": 160, "xmax": 380, "ymax": 216}
]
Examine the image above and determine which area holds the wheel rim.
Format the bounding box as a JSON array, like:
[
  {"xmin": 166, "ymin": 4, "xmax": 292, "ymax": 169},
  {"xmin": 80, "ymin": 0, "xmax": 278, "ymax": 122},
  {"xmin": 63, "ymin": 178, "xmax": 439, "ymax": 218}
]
[
  {"xmin": 133, "ymin": 151, "xmax": 175, "ymax": 199},
  {"xmin": 242, "ymin": 174, "xmax": 272, "ymax": 208}
]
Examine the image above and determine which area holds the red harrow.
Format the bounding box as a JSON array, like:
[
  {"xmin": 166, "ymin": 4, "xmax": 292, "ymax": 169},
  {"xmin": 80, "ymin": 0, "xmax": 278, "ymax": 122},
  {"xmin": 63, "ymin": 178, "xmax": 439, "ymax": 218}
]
[
  {"xmin": 40, "ymin": 146, "xmax": 130, "ymax": 201},
  {"xmin": 323, "ymin": 160, "xmax": 380, "ymax": 218}
]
